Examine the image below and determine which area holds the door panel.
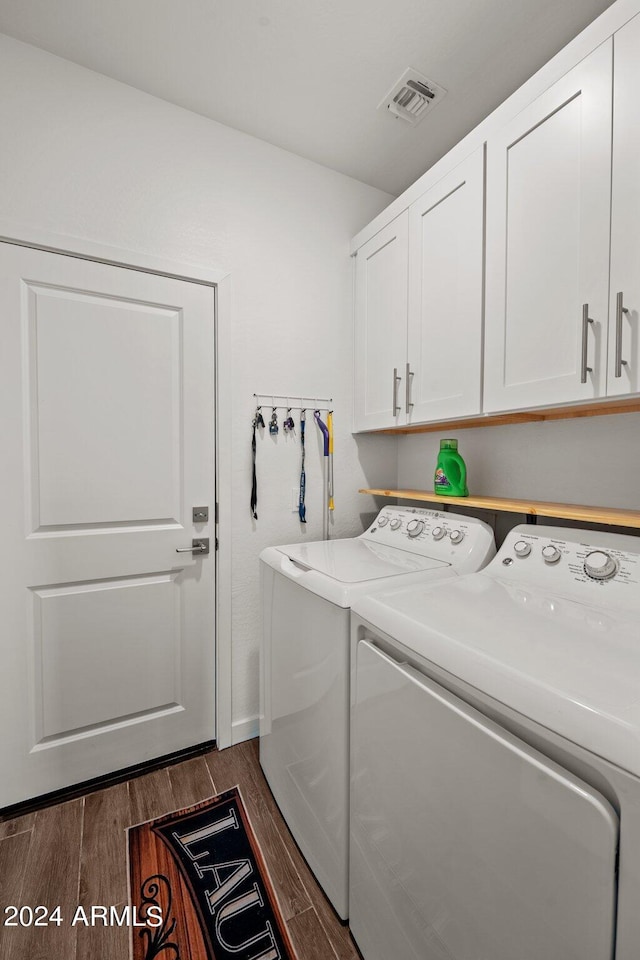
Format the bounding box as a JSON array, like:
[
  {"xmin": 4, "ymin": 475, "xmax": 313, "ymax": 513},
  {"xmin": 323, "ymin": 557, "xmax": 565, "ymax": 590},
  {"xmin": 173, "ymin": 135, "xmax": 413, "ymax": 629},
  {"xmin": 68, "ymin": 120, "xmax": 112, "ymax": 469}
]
[
  {"xmin": 408, "ymin": 149, "xmax": 483, "ymax": 422},
  {"xmin": 33, "ymin": 573, "xmax": 181, "ymax": 741},
  {"xmin": 353, "ymin": 213, "xmax": 408, "ymax": 431},
  {"xmin": 27, "ymin": 283, "xmax": 182, "ymax": 527},
  {"xmin": 505, "ymin": 97, "xmax": 581, "ymax": 385},
  {"xmin": 1, "ymin": 242, "xmax": 216, "ymax": 807},
  {"xmin": 484, "ymin": 41, "xmax": 612, "ymax": 412}
]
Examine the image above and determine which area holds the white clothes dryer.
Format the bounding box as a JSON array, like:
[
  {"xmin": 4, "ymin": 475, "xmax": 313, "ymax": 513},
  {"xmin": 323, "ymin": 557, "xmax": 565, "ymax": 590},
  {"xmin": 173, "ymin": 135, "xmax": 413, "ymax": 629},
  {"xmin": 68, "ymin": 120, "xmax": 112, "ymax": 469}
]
[
  {"xmin": 350, "ymin": 523, "xmax": 640, "ymax": 960},
  {"xmin": 259, "ymin": 506, "xmax": 495, "ymax": 919}
]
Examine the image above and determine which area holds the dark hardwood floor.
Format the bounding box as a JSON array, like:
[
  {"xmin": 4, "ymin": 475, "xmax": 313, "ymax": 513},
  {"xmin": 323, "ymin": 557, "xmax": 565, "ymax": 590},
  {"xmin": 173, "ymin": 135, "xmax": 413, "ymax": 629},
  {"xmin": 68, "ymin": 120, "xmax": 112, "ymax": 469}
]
[{"xmin": 0, "ymin": 739, "xmax": 360, "ymax": 960}]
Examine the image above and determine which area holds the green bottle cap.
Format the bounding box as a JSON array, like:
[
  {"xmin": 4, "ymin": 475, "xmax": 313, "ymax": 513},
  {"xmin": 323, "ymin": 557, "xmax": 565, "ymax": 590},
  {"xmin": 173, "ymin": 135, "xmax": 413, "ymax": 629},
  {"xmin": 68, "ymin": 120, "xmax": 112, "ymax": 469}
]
[{"xmin": 440, "ymin": 438, "xmax": 458, "ymax": 450}]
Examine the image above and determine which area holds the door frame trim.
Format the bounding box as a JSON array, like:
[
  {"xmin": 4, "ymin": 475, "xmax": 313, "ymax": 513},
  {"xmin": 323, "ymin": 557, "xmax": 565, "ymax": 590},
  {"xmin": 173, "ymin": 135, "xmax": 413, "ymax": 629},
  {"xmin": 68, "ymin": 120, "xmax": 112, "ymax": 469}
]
[{"xmin": 0, "ymin": 221, "xmax": 233, "ymax": 750}]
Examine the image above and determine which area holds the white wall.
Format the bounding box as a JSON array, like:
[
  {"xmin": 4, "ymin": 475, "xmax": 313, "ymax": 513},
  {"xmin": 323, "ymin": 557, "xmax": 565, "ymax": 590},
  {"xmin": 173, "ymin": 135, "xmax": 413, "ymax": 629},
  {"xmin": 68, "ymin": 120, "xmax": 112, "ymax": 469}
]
[
  {"xmin": 0, "ymin": 34, "xmax": 396, "ymax": 742},
  {"xmin": 398, "ymin": 412, "xmax": 640, "ymax": 533}
]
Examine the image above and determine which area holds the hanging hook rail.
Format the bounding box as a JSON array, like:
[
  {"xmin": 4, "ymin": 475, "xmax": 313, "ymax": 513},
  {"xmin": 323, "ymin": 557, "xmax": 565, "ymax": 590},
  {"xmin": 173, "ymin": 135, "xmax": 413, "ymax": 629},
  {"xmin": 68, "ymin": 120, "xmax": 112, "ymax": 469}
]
[{"xmin": 253, "ymin": 392, "xmax": 332, "ymax": 410}]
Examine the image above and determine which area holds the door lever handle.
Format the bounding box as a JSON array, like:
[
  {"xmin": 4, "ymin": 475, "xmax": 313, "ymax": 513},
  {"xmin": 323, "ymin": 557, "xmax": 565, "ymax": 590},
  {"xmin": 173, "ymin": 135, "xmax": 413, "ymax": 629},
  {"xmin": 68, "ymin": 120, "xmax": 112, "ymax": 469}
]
[{"xmin": 176, "ymin": 538, "xmax": 210, "ymax": 555}]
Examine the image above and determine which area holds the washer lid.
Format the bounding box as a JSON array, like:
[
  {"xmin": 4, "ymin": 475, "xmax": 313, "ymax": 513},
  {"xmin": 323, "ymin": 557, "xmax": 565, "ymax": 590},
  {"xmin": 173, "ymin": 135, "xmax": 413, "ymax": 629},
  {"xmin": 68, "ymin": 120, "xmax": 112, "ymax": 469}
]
[
  {"xmin": 277, "ymin": 538, "xmax": 446, "ymax": 583},
  {"xmin": 353, "ymin": 573, "xmax": 640, "ymax": 779}
]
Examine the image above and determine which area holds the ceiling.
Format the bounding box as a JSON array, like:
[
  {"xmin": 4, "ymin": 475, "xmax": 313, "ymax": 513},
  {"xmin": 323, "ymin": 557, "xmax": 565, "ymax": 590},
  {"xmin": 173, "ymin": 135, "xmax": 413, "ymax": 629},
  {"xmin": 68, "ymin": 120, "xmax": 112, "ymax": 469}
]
[{"xmin": 0, "ymin": 0, "xmax": 617, "ymax": 196}]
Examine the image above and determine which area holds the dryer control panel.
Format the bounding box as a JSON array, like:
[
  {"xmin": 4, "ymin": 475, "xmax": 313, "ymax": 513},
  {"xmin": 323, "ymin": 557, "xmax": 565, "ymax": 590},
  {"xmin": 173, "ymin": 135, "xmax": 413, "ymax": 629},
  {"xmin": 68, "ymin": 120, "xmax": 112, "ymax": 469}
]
[{"xmin": 493, "ymin": 524, "xmax": 640, "ymax": 611}]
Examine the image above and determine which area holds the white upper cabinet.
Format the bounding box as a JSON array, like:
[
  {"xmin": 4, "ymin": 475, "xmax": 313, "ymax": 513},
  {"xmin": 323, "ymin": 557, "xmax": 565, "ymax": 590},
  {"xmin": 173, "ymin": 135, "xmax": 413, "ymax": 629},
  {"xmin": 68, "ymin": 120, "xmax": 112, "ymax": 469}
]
[
  {"xmin": 407, "ymin": 148, "xmax": 484, "ymax": 423},
  {"xmin": 484, "ymin": 41, "xmax": 612, "ymax": 413},
  {"xmin": 353, "ymin": 151, "xmax": 484, "ymax": 432},
  {"xmin": 353, "ymin": 213, "xmax": 408, "ymax": 431},
  {"xmin": 353, "ymin": 2, "xmax": 640, "ymax": 429},
  {"xmin": 609, "ymin": 13, "xmax": 640, "ymax": 396}
]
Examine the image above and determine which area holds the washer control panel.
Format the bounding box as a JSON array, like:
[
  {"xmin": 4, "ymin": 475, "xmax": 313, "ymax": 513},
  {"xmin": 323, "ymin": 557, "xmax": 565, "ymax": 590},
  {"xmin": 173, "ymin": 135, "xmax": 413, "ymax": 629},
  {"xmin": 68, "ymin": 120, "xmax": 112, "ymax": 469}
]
[
  {"xmin": 493, "ymin": 524, "xmax": 640, "ymax": 609},
  {"xmin": 362, "ymin": 506, "xmax": 495, "ymax": 569}
]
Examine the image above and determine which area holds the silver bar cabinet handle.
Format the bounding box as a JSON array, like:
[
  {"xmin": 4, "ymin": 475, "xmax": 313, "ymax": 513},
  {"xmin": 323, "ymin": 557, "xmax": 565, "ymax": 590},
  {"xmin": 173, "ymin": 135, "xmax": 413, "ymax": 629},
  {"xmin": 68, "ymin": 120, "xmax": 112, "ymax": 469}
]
[
  {"xmin": 615, "ymin": 291, "xmax": 629, "ymax": 378},
  {"xmin": 176, "ymin": 539, "xmax": 209, "ymax": 554},
  {"xmin": 580, "ymin": 304, "xmax": 593, "ymax": 384},
  {"xmin": 392, "ymin": 367, "xmax": 401, "ymax": 415},
  {"xmin": 405, "ymin": 362, "xmax": 414, "ymax": 414}
]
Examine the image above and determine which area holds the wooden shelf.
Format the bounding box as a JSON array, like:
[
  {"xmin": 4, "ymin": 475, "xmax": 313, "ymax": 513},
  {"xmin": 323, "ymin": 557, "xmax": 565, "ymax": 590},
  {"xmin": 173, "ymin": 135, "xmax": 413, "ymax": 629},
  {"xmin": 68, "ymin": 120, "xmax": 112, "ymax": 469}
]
[{"xmin": 359, "ymin": 488, "xmax": 640, "ymax": 529}]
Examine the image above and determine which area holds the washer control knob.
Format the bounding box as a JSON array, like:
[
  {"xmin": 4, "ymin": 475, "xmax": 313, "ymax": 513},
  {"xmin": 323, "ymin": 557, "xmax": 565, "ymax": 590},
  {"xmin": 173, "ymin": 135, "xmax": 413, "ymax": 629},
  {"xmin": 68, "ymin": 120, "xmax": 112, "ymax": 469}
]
[
  {"xmin": 407, "ymin": 519, "xmax": 425, "ymax": 538},
  {"xmin": 449, "ymin": 529, "xmax": 465, "ymax": 544},
  {"xmin": 389, "ymin": 518, "xmax": 402, "ymax": 531},
  {"xmin": 584, "ymin": 550, "xmax": 618, "ymax": 581},
  {"xmin": 513, "ymin": 540, "xmax": 532, "ymax": 558},
  {"xmin": 377, "ymin": 515, "xmax": 389, "ymax": 527},
  {"xmin": 432, "ymin": 526, "xmax": 446, "ymax": 540},
  {"xmin": 542, "ymin": 544, "xmax": 562, "ymax": 565}
]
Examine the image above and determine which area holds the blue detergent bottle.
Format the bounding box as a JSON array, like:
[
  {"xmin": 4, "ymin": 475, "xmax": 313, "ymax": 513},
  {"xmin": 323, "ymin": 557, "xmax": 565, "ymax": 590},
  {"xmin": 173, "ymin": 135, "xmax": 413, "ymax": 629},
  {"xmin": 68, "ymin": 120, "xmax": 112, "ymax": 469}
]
[{"xmin": 434, "ymin": 438, "xmax": 468, "ymax": 497}]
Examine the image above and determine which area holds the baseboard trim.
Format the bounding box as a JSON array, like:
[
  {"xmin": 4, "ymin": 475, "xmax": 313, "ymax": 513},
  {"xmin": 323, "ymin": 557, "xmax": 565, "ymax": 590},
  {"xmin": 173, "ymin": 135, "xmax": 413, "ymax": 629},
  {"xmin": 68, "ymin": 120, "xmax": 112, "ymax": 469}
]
[
  {"xmin": 0, "ymin": 739, "xmax": 217, "ymax": 821},
  {"xmin": 232, "ymin": 716, "xmax": 259, "ymax": 744}
]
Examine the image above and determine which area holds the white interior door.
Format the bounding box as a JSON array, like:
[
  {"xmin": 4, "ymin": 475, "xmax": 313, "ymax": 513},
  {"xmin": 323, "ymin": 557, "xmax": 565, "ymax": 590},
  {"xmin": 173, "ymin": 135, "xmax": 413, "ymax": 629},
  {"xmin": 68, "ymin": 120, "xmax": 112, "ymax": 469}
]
[
  {"xmin": 407, "ymin": 148, "xmax": 484, "ymax": 423},
  {"xmin": 0, "ymin": 242, "xmax": 216, "ymax": 808},
  {"xmin": 484, "ymin": 41, "xmax": 612, "ymax": 413}
]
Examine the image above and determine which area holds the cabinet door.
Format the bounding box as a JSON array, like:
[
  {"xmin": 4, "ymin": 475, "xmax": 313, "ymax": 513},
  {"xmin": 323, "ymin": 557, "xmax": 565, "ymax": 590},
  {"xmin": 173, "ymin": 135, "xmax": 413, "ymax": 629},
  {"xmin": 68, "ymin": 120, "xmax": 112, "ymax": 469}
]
[
  {"xmin": 609, "ymin": 15, "xmax": 640, "ymax": 396},
  {"xmin": 484, "ymin": 41, "xmax": 612, "ymax": 413},
  {"xmin": 353, "ymin": 212, "xmax": 408, "ymax": 431},
  {"xmin": 407, "ymin": 149, "xmax": 484, "ymax": 423}
]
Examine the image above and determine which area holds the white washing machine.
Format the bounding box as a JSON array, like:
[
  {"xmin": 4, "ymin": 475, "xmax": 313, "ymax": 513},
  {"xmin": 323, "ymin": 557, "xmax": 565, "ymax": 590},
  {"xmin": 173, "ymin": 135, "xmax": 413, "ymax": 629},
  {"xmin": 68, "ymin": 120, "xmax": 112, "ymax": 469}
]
[
  {"xmin": 259, "ymin": 506, "xmax": 495, "ymax": 919},
  {"xmin": 350, "ymin": 523, "xmax": 640, "ymax": 960}
]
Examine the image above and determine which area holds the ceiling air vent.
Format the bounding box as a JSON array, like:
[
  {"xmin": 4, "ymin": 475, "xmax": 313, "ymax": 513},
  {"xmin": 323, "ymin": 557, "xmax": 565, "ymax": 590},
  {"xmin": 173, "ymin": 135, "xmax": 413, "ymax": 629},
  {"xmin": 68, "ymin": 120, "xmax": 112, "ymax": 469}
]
[{"xmin": 378, "ymin": 68, "xmax": 447, "ymax": 125}]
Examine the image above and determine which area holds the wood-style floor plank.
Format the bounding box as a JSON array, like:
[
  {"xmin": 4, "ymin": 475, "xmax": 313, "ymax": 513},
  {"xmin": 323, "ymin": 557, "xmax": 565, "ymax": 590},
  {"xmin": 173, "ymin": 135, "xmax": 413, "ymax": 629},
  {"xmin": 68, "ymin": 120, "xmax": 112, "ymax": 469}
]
[
  {"xmin": 75, "ymin": 900, "xmax": 130, "ymax": 960},
  {"xmin": 0, "ymin": 812, "xmax": 35, "ymax": 841},
  {"xmin": 79, "ymin": 781, "xmax": 130, "ymax": 907},
  {"xmin": 128, "ymin": 768, "xmax": 174, "ymax": 826},
  {"xmin": 167, "ymin": 755, "xmax": 215, "ymax": 809},
  {"xmin": 0, "ymin": 832, "xmax": 32, "ymax": 920},
  {"xmin": 207, "ymin": 742, "xmax": 313, "ymax": 922},
  {"xmin": 288, "ymin": 906, "xmax": 341, "ymax": 960},
  {"xmin": 0, "ymin": 798, "xmax": 83, "ymax": 960}
]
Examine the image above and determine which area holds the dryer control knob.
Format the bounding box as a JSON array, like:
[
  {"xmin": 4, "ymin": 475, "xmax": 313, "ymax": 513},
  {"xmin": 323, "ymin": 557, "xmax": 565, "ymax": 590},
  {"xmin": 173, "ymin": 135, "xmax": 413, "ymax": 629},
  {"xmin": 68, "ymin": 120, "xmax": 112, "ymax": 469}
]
[
  {"xmin": 513, "ymin": 540, "xmax": 532, "ymax": 558},
  {"xmin": 584, "ymin": 550, "xmax": 618, "ymax": 581},
  {"xmin": 432, "ymin": 526, "xmax": 446, "ymax": 540},
  {"xmin": 449, "ymin": 529, "xmax": 465, "ymax": 544},
  {"xmin": 389, "ymin": 518, "xmax": 402, "ymax": 531},
  {"xmin": 542, "ymin": 544, "xmax": 562, "ymax": 564},
  {"xmin": 377, "ymin": 516, "xmax": 389, "ymax": 527},
  {"xmin": 407, "ymin": 519, "xmax": 425, "ymax": 538}
]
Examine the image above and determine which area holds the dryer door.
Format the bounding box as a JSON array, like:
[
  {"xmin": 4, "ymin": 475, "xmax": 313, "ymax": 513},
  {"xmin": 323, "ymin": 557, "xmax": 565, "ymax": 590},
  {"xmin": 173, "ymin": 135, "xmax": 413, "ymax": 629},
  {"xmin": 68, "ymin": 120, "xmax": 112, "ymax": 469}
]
[{"xmin": 350, "ymin": 639, "xmax": 618, "ymax": 960}]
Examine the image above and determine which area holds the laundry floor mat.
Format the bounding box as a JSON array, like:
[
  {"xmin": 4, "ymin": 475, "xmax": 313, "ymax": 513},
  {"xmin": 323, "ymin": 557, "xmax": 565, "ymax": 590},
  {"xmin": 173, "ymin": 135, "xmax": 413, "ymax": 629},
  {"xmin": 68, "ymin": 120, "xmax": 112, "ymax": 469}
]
[{"xmin": 128, "ymin": 786, "xmax": 298, "ymax": 960}]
